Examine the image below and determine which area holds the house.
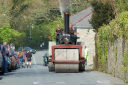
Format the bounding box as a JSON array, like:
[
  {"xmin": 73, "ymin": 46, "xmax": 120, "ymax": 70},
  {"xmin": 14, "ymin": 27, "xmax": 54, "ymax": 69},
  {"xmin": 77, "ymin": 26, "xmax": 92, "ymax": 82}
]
[{"xmin": 70, "ymin": 7, "xmax": 95, "ymax": 66}]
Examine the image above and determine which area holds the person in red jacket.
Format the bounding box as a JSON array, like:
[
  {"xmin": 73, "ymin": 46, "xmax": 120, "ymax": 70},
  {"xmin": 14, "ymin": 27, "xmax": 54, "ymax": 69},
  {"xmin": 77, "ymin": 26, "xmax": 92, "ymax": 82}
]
[{"xmin": 26, "ymin": 50, "xmax": 32, "ymax": 68}]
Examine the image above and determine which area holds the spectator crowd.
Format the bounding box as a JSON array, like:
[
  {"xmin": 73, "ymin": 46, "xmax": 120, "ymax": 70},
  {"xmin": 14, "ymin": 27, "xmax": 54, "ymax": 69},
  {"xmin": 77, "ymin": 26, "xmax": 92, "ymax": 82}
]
[{"xmin": 0, "ymin": 41, "xmax": 32, "ymax": 74}]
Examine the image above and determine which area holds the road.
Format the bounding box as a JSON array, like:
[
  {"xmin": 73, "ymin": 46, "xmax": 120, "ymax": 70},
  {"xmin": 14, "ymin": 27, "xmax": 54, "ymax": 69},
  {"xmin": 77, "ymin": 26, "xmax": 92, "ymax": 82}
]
[{"xmin": 0, "ymin": 51, "xmax": 126, "ymax": 85}]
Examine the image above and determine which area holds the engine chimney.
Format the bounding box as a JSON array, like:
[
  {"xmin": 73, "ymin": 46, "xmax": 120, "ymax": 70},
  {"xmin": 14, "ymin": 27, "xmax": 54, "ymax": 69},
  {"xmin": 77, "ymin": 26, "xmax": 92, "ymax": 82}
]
[{"xmin": 64, "ymin": 12, "xmax": 70, "ymax": 34}]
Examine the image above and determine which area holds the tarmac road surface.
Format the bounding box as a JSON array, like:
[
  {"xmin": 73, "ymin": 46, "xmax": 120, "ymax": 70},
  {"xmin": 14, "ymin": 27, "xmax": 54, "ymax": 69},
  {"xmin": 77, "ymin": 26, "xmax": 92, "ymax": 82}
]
[{"xmin": 0, "ymin": 51, "xmax": 126, "ymax": 85}]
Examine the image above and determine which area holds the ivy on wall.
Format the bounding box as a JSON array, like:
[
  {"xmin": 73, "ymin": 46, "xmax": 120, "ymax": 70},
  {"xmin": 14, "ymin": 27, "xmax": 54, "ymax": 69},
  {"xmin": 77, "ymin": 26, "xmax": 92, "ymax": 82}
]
[{"xmin": 95, "ymin": 12, "xmax": 128, "ymax": 82}]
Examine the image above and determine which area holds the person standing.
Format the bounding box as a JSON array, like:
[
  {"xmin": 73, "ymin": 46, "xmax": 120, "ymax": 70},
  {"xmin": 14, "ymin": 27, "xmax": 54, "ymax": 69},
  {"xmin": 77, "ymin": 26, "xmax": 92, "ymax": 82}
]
[
  {"xmin": 22, "ymin": 50, "xmax": 26, "ymax": 68},
  {"xmin": 10, "ymin": 43, "xmax": 13, "ymax": 50},
  {"xmin": 7, "ymin": 44, "xmax": 10, "ymax": 49},
  {"xmin": 85, "ymin": 46, "xmax": 89, "ymax": 66},
  {"xmin": 26, "ymin": 50, "xmax": 32, "ymax": 68},
  {"xmin": 40, "ymin": 44, "xmax": 42, "ymax": 50},
  {"xmin": 1, "ymin": 41, "xmax": 9, "ymax": 73},
  {"xmin": 42, "ymin": 42, "xmax": 44, "ymax": 50},
  {"xmin": 18, "ymin": 51, "xmax": 23, "ymax": 68},
  {"xmin": 13, "ymin": 45, "xmax": 15, "ymax": 52},
  {"xmin": 10, "ymin": 48, "xmax": 14, "ymax": 57}
]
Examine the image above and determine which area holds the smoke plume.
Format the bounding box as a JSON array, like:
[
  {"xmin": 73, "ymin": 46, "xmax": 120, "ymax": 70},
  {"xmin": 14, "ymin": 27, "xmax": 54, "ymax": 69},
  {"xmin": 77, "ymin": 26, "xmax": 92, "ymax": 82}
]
[{"xmin": 59, "ymin": 0, "xmax": 70, "ymax": 17}]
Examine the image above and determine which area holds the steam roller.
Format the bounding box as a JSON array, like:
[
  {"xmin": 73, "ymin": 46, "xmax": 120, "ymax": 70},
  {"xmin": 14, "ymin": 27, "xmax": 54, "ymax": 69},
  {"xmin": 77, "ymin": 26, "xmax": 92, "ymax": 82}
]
[{"xmin": 47, "ymin": 11, "xmax": 86, "ymax": 73}]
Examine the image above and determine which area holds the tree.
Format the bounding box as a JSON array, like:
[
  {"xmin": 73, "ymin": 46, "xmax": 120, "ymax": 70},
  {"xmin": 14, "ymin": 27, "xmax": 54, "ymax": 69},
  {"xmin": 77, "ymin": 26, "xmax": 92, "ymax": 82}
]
[
  {"xmin": 0, "ymin": 0, "xmax": 91, "ymax": 49},
  {"xmin": 0, "ymin": 24, "xmax": 21, "ymax": 43},
  {"xmin": 89, "ymin": 0, "xmax": 114, "ymax": 30}
]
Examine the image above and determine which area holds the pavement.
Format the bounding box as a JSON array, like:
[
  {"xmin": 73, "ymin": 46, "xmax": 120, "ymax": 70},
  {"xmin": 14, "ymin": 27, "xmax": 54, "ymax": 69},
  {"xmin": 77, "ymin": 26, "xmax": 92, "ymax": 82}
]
[{"xmin": 0, "ymin": 51, "xmax": 126, "ymax": 85}]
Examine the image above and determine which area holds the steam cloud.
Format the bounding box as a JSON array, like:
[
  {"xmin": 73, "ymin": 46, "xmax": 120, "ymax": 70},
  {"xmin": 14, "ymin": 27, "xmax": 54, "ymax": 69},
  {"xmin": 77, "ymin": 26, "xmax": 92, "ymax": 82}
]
[{"xmin": 59, "ymin": 0, "xmax": 70, "ymax": 13}]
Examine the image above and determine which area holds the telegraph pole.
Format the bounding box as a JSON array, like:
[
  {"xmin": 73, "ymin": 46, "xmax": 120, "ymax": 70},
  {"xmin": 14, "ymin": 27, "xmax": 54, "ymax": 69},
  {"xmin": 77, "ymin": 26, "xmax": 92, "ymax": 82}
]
[
  {"xmin": 30, "ymin": 24, "xmax": 31, "ymax": 46},
  {"xmin": 29, "ymin": 23, "xmax": 32, "ymax": 47}
]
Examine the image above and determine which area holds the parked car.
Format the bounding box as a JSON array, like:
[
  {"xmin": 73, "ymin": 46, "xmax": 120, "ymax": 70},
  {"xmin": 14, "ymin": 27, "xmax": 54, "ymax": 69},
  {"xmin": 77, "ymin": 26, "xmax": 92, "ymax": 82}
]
[
  {"xmin": 10, "ymin": 56, "xmax": 16, "ymax": 70},
  {"xmin": 14, "ymin": 53, "xmax": 19, "ymax": 68},
  {"xmin": 0, "ymin": 52, "xmax": 4, "ymax": 74},
  {"xmin": 10, "ymin": 50, "xmax": 17, "ymax": 70},
  {"xmin": 18, "ymin": 47, "xmax": 36, "ymax": 54},
  {"xmin": 43, "ymin": 52, "xmax": 48, "ymax": 66}
]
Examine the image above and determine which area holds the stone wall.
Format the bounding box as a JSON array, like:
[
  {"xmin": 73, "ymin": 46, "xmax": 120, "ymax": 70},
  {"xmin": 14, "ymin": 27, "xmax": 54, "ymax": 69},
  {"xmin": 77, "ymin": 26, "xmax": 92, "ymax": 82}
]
[
  {"xmin": 107, "ymin": 37, "xmax": 128, "ymax": 81},
  {"xmin": 77, "ymin": 28, "xmax": 95, "ymax": 66},
  {"xmin": 76, "ymin": 28, "xmax": 128, "ymax": 81}
]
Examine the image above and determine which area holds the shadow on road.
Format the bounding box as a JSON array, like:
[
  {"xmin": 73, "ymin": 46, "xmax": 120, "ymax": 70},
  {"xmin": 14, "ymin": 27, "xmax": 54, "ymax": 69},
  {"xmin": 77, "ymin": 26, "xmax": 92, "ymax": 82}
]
[
  {"xmin": 31, "ymin": 64, "xmax": 43, "ymax": 65},
  {"xmin": 0, "ymin": 77, "xmax": 3, "ymax": 80},
  {"xmin": 79, "ymin": 69, "xmax": 94, "ymax": 73},
  {"xmin": 0, "ymin": 69, "xmax": 21, "ymax": 77},
  {"xmin": 85, "ymin": 69, "xmax": 94, "ymax": 72}
]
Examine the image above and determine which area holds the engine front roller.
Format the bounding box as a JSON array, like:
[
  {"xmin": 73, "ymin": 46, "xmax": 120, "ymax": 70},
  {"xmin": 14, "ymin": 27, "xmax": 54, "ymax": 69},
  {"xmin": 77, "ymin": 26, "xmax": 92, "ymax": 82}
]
[{"xmin": 48, "ymin": 44, "xmax": 86, "ymax": 73}]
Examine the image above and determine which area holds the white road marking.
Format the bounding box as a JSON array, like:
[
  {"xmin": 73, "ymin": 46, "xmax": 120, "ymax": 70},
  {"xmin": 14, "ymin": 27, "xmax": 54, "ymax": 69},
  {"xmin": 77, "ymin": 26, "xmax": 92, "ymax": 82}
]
[
  {"xmin": 33, "ymin": 82, "xmax": 39, "ymax": 84},
  {"xmin": 56, "ymin": 82, "xmax": 65, "ymax": 84},
  {"xmin": 97, "ymin": 80, "xmax": 112, "ymax": 85},
  {"xmin": 97, "ymin": 81, "xmax": 102, "ymax": 83},
  {"xmin": 33, "ymin": 81, "xmax": 65, "ymax": 84}
]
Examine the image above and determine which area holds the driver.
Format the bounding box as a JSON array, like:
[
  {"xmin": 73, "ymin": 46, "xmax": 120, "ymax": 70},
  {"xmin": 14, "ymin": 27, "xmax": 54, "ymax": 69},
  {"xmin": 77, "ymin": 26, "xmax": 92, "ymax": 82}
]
[
  {"xmin": 55, "ymin": 24, "xmax": 63, "ymax": 44},
  {"xmin": 69, "ymin": 24, "xmax": 77, "ymax": 44},
  {"xmin": 55, "ymin": 24, "xmax": 63, "ymax": 35},
  {"xmin": 69, "ymin": 24, "xmax": 75, "ymax": 35}
]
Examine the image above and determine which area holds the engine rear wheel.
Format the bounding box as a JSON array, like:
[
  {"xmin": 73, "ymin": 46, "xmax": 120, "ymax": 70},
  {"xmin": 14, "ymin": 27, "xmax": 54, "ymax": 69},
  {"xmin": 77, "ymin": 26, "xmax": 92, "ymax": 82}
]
[
  {"xmin": 79, "ymin": 62, "xmax": 85, "ymax": 71},
  {"xmin": 48, "ymin": 62, "xmax": 55, "ymax": 72}
]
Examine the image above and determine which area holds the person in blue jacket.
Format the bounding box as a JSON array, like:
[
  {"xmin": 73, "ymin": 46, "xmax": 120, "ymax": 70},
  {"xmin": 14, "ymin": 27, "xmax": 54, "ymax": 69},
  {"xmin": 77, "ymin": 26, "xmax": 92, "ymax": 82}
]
[{"xmin": 1, "ymin": 41, "xmax": 9, "ymax": 73}]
